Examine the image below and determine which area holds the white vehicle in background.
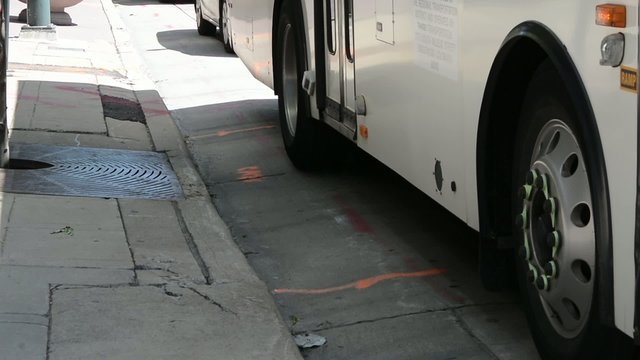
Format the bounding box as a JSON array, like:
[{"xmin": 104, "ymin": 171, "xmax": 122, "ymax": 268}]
[
  {"xmin": 229, "ymin": 1, "xmax": 640, "ymax": 359},
  {"xmin": 194, "ymin": 0, "xmax": 233, "ymax": 53}
]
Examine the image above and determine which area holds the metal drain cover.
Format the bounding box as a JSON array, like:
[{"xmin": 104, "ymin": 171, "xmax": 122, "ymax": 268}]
[{"xmin": 0, "ymin": 144, "xmax": 184, "ymax": 200}]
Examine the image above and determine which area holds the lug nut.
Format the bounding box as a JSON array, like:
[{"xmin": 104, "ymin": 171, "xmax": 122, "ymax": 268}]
[
  {"xmin": 544, "ymin": 261, "xmax": 558, "ymax": 278},
  {"xmin": 526, "ymin": 170, "xmax": 538, "ymax": 186},
  {"xmin": 535, "ymin": 174, "xmax": 546, "ymax": 189},
  {"xmin": 515, "ymin": 215, "xmax": 524, "ymax": 228},
  {"xmin": 515, "ymin": 209, "xmax": 528, "ymax": 229},
  {"xmin": 518, "ymin": 246, "xmax": 525, "ymax": 259},
  {"xmin": 519, "ymin": 245, "xmax": 530, "ymax": 261},
  {"xmin": 536, "ymin": 276, "xmax": 550, "ymax": 291},
  {"xmin": 543, "ymin": 198, "xmax": 556, "ymax": 214},
  {"xmin": 519, "ymin": 185, "xmax": 533, "ymax": 201},
  {"xmin": 527, "ymin": 268, "xmax": 538, "ymax": 284},
  {"xmin": 525, "ymin": 170, "xmax": 538, "ymax": 186},
  {"xmin": 546, "ymin": 231, "xmax": 561, "ymax": 248}
]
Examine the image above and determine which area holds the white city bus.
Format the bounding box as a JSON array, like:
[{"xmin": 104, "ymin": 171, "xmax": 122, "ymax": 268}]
[{"xmin": 228, "ymin": 1, "xmax": 639, "ymax": 358}]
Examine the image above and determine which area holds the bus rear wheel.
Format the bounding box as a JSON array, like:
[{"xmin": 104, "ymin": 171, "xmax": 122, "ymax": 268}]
[
  {"xmin": 275, "ymin": 0, "xmax": 320, "ymax": 170},
  {"xmin": 219, "ymin": 0, "xmax": 233, "ymax": 53},
  {"xmin": 513, "ymin": 61, "xmax": 631, "ymax": 360}
]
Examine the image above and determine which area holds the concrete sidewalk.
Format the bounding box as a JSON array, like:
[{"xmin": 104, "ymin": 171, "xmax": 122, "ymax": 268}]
[{"xmin": 1, "ymin": 1, "xmax": 302, "ymax": 359}]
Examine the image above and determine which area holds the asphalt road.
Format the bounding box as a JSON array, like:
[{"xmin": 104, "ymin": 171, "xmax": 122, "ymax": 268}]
[{"xmin": 115, "ymin": 2, "xmax": 541, "ymax": 359}]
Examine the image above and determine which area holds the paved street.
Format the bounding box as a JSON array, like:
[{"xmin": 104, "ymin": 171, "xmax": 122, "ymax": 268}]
[{"xmin": 114, "ymin": 2, "xmax": 541, "ymax": 359}]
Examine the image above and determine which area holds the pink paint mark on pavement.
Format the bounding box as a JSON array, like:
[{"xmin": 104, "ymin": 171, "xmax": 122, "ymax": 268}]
[
  {"xmin": 141, "ymin": 107, "xmax": 171, "ymax": 117},
  {"xmin": 18, "ymin": 95, "xmax": 79, "ymax": 109},
  {"xmin": 54, "ymin": 85, "xmax": 99, "ymax": 97},
  {"xmin": 333, "ymin": 193, "xmax": 468, "ymax": 304},
  {"xmin": 334, "ymin": 195, "xmax": 373, "ymax": 234}
]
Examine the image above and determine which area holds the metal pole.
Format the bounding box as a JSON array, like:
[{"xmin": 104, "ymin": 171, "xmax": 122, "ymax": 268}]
[{"xmin": 26, "ymin": 0, "xmax": 50, "ymax": 27}]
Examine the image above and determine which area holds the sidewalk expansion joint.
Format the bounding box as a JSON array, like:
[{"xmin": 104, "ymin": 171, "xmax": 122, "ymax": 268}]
[
  {"xmin": 133, "ymin": 265, "xmax": 180, "ymax": 277},
  {"xmin": 11, "ymin": 128, "xmax": 107, "ymax": 136},
  {"xmin": 0, "ymin": 264, "xmax": 132, "ymax": 271},
  {"xmin": 172, "ymin": 202, "xmax": 212, "ymax": 285},
  {"xmin": 47, "ymin": 283, "xmax": 235, "ymax": 315},
  {"xmin": 0, "ymin": 320, "xmax": 48, "ymax": 327},
  {"xmin": 117, "ymin": 200, "xmax": 139, "ymax": 286},
  {"xmin": 9, "ymin": 62, "xmax": 126, "ymax": 79},
  {"xmin": 0, "ymin": 312, "xmax": 48, "ymax": 317},
  {"xmin": 54, "ymin": 283, "xmax": 138, "ymax": 291}
]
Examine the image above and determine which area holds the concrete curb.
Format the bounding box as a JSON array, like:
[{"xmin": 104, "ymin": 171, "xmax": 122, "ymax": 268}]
[{"xmin": 97, "ymin": 0, "xmax": 303, "ymax": 358}]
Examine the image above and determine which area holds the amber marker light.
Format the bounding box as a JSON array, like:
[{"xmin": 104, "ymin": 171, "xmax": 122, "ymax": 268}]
[
  {"xmin": 359, "ymin": 124, "xmax": 369, "ymax": 139},
  {"xmin": 596, "ymin": 4, "xmax": 626, "ymax": 28}
]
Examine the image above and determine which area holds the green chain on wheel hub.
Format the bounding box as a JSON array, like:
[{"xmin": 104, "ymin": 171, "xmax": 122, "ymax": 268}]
[{"xmin": 519, "ymin": 168, "xmax": 561, "ymax": 292}]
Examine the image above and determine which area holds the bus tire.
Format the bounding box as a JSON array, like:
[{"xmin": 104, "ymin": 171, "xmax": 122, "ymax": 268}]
[
  {"xmin": 512, "ymin": 61, "xmax": 631, "ymax": 360},
  {"xmin": 219, "ymin": 0, "xmax": 234, "ymax": 53},
  {"xmin": 195, "ymin": 0, "xmax": 216, "ymax": 37},
  {"xmin": 275, "ymin": 0, "xmax": 320, "ymax": 170},
  {"xmin": 0, "ymin": 1, "xmax": 8, "ymax": 168},
  {"xmin": 478, "ymin": 236, "xmax": 514, "ymax": 291}
]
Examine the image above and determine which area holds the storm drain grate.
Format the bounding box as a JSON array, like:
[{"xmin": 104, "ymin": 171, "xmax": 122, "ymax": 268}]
[{"xmin": 0, "ymin": 144, "xmax": 184, "ymax": 200}]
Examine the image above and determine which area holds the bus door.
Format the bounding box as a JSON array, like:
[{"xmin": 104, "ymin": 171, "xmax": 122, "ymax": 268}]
[{"xmin": 323, "ymin": 0, "xmax": 357, "ymax": 134}]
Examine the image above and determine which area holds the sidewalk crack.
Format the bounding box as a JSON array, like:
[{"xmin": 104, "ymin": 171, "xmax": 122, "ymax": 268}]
[
  {"xmin": 299, "ymin": 301, "xmax": 515, "ymax": 334},
  {"xmin": 0, "ymin": 195, "xmax": 16, "ymax": 256},
  {"xmin": 181, "ymin": 286, "xmax": 237, "ymax": 316},
  {"xmin": 452, "ymin": 307, "xmax": 501, "ymax": 360}
]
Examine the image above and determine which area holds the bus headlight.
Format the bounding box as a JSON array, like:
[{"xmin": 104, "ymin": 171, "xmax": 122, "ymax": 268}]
[{"xmin": 600, "ymin": 33, "xmax": 625, "ymax": 67}]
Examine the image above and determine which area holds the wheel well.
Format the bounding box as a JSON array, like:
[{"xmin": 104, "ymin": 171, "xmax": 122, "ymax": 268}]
[
  {"xmin": 477, "ymin": 21, "xmax": 614, "ymax": 328},
  {"xmin": 271, "ymin": 0, "xmax": 309, "ymax": 97},
  {"xmin": 477, "ymin": 36, "xmax": 547, "ymax": 243},
  {"xmin": 272, "ymin": 0, "xmax": 285, "ymax": 95}
]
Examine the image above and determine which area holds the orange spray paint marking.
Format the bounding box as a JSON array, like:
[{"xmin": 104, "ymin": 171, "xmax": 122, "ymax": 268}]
[
  {"xmin": 273, "ymin": 268, "xmax": 445, "ymax": 295},
  {"xmin": 189, "ymin": 125, "xmax": 276, "ymax": 140},
  {"xmin": 216, "ymin": 125, "xmax": 275, "ymax": 137},
  {"xmin": 237, "ymin": 166, "xmax": 263, "ymax": 183}
]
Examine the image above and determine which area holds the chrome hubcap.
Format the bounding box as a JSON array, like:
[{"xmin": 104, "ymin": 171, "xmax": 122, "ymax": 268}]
[
  {"xmin": 518, "ymin": 119, "xmax": 594, "ymax": 338},
  {"xmin": 222, "ymin": 1, "xmax": 231, "ymax": 45},
  {"xmin": 195, "ymin": 1, "xmax": 202, "ymax": 27},
  {"xmin": 281, "ymin": 23, "xmax": 298, "ymax": 136}
]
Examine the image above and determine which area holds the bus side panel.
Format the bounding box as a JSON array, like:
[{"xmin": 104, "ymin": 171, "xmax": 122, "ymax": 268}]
[
  {"xmin": 352, "ymin": 0, "xmax": 636, "ymax": 336},
  {"xmin": 230, "ymin": 0, "xmax": 275, "ymax": 88},
  {"xmin": 353, "ymin": 0, "xmax": 467, "ymax": 221},
  {"xmin": 230, "ymin": 0, "xmax": 315, "ymax": 102}
]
